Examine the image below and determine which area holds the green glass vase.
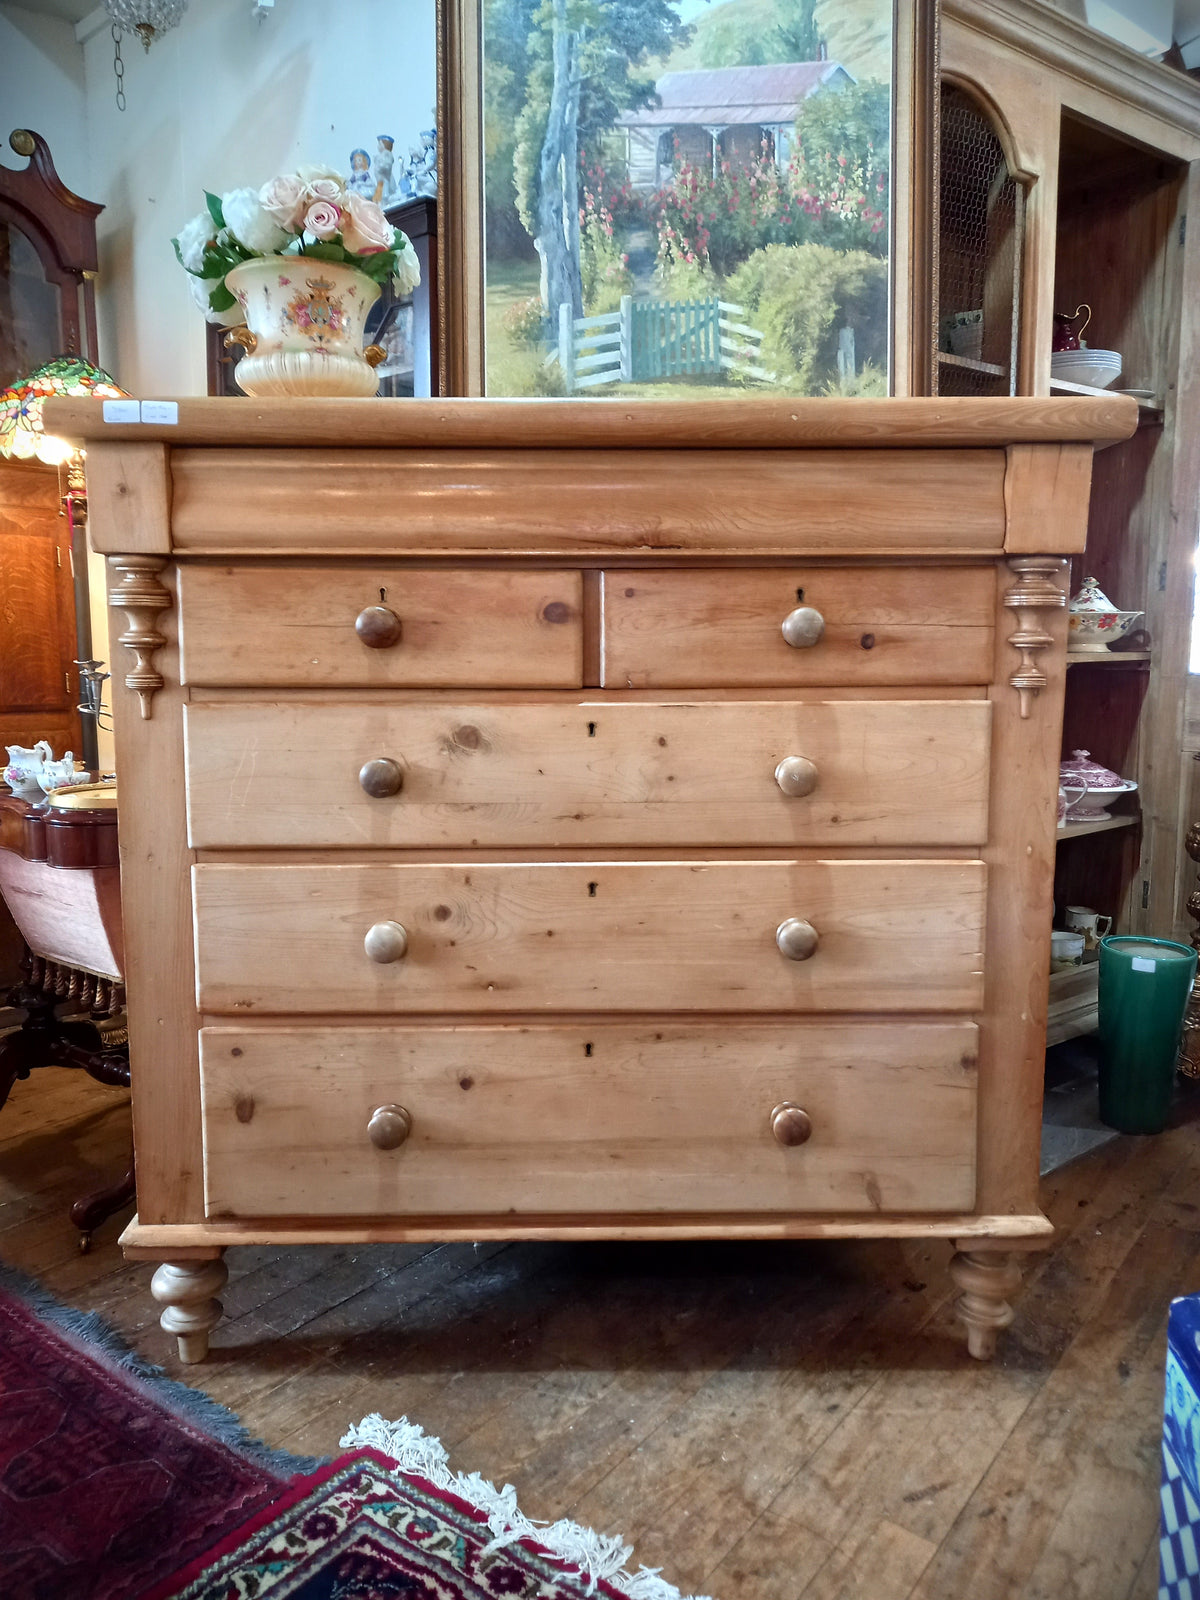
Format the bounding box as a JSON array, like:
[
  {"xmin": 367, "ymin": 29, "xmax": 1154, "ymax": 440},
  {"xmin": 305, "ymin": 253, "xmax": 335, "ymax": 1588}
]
[{"xmin": 1098, "ymin": 936, "xmax": 1198, "ymax": 1134}]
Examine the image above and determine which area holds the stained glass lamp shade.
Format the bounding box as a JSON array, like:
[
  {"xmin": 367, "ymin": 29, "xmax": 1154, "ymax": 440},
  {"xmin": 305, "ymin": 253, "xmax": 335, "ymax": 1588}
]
[{"xmin": 0, "ymin": 355, "xmax": 126, "ymax": 465}]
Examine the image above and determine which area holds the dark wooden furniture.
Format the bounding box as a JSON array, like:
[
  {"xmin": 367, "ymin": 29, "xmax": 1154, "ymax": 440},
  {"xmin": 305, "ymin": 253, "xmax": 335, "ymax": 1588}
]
[
  {"xmin": 0, "ymin": 787, "xmax": 132, "ymax": 1249},
  {"xmin": 0, "ymin": 128, "xmax": 102, "ymax": 387},
  {"xmin": 0, "ymin": 460, "xmax": 84, "ymax": 760}
]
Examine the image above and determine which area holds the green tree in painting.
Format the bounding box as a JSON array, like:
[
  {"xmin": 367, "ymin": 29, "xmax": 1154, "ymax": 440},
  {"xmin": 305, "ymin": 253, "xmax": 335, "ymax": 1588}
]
[
  {"xmin": 511, "ymin": 0, "xmax": 687, "ymax": 319},
  {"xmin": 772, "ymin": 0, "xmax": 824, "ymax": 60}
]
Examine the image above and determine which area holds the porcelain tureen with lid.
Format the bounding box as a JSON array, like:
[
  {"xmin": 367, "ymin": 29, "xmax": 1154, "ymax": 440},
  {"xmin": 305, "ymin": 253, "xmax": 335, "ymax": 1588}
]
[
  {"xmin": 1068, "ymin": 576, "xmax": 1143, "ymax": 652},
  {"xmin": 1058, "ymin": 749, "xmax": 1137, "ymax": 821}
]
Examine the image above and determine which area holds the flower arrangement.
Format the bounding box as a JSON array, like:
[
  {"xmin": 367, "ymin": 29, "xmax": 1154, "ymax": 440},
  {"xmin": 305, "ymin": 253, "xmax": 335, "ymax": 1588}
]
[{"xmin": 173, "ymin": 163, "xmax": 421, "ymax": 324}]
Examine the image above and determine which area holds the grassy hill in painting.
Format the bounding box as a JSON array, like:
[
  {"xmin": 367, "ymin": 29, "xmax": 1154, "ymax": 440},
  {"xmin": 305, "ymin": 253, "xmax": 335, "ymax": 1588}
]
[{"xmin": 660, "ymin": 0, "xmax": 891, "ymax": 84}]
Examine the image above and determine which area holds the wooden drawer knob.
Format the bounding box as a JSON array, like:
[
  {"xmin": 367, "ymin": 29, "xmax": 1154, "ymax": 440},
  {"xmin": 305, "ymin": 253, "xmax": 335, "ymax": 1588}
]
[
  {"xmin": 359, "ymin": 758, "xmax": 404, "ymax": 798},
  {"xmin": 355, "ymin": 604, "xmax": 403, "ymax": 649},
  {"xmin": 771, "ymin": 1102, "xmax": 813, "ymax": 1147},
  {"xmin": 776, "ymin": 918, "xmax": 818, "ymax": 960},
  {"xmin": 781, "ymin": 605, "xmax": 825, "ymax": 649},
  {"xmin": 368, "ymin": 1103, "xmax": 411, "ymax": 1150},
  {"xmin": 364, "ymin": 921, "xmax": 408, "ymax": 963},
  {"xmin": 775, "ymin": 756, "xmax": 818, "ymax": 797}
]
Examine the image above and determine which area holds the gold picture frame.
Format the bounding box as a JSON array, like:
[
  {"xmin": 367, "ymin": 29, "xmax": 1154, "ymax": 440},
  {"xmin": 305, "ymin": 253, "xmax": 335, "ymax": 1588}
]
[{"xmin": 437, "ymin": 0, "xmax": 936, "ymax": 398}]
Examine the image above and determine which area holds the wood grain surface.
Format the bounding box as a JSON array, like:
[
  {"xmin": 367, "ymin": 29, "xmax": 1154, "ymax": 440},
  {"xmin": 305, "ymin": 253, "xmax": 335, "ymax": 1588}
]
[
  {"xmin": 183, "ymin": 698, "xmax": 991, "ymax": 849},
  {"xmin": 167, "ymin": 448, "xmax": 1008, "ymax": 556},
  {"xmin": 198, "ymin": 1021, "xmax": 978, "ymax": 1219},
  {"xmin": 178, "ymin": 566, "xmax": 583, "ymax": 688},
  {"xmin": 44, "ymin": 394, "xmax": 1140, "ymax": 449},
  {"xmin": 191, "ymin": 859, "xmax": 987, "ymax": 1015},
  {"xmin": 601, "ymin": 566, "xmax": 995, "ymax": 687}
]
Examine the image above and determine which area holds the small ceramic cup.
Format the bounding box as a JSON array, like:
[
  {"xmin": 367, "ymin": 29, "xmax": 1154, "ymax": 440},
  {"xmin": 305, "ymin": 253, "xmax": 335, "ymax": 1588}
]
[
  {"xmin": 1051, "ymin": 930, "xmax": 1086, "ymax": 971},
  {"xmin": 1065, "ymin": 905, "xmax": 1112, "ymax": 951}
]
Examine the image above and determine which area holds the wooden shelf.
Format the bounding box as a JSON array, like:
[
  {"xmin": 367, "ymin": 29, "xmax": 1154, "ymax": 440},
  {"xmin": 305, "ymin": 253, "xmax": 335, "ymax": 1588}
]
[
  {"xmin": 1057, "ymin": 814, "xmax": 1138, "ymax": 841},
  {"xmin": 1049, "ymin": 377, "xmax": 1163, "ymax": 425},
  {"xmin": 1066, "ymin": 650, "xmax": 1151, "ymax": 666},
  {"xmin": 938, "ymin": 351, "xmax": 1008, "ymax": 377},
  {"xmin": 1046, "ymin": 961, "xmax": 1099, "ymax": 1047}
]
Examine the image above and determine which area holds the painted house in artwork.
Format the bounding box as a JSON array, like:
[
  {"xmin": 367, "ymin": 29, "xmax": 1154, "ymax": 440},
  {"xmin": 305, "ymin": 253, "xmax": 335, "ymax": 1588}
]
[{"xmin": 618, "ymin": 62, "xmax": 854, "ymax": 190}]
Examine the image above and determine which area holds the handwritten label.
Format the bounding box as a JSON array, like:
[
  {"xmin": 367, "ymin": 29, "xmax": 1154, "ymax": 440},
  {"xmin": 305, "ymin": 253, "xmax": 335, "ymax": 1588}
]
[
  {"xmin": 140, "ymin": 400, "xmax": 178, "ymax": 424},
  {"xmin": 102, "ymin": 399, "xmax": 140, "ymax": 423}
]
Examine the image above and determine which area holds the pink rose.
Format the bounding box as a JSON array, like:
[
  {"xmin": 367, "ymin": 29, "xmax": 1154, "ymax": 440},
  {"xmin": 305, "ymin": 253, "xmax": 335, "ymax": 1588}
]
[
  {"xmin": 305, "ymin": 176, "xmax": 344, "ymax": 203},
  {"xmin": 304, "ymin": 200, "xmax": 341, "ymax": 240},
  {"xmin": 259, "ymin": 174, "xmax": 306, "ymax": 230},
  {"xmin": 340, "ymin": 192, "xmax": 394, "ymax": 255}
]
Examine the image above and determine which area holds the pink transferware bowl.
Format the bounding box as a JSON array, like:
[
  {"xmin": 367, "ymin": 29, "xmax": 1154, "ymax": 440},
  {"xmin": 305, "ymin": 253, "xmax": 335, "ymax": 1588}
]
[{"xmin": 1058, "ymin": 750, "xmax": 1136, "ymax": 821}]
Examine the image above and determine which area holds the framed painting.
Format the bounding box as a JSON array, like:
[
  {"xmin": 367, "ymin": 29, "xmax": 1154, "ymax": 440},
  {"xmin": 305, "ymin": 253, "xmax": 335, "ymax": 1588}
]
[{"xmin": 437, "ymin": 0, "xmax": 935, "ymax": 397}]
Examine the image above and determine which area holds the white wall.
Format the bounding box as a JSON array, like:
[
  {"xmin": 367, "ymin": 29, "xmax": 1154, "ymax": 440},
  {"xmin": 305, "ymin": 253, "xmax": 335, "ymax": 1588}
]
[
  {"xmin": 0, "ymin": 6, "xmax": 89, "ymax": 197},
  {"xmin": 78, "ymin": 0, "xmax": 436, "ymax": 395}
]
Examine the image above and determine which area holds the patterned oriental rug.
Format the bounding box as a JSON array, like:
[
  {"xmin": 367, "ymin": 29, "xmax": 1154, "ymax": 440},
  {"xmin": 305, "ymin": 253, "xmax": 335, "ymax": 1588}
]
[
  {"xmin": 150, "ymin": 1415, "xmax": 712, "ymax": 1600},
  {"xmin": 0, "ymin": 1263, "xmax": 319, "ymax": 1600}
]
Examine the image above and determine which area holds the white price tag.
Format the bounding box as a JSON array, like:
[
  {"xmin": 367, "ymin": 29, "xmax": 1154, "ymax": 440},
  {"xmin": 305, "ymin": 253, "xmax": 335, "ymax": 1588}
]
[
  {"xmin": 102, "ymin": 399, "xmax": 140, "ymax": 423},
  {"xmin": 140, "ymin": 400, "xmax": 178, "ymax": 424},
  {"xmin": 1131, "ymin": 956, "xmax": 1157, "ymax": 973}
]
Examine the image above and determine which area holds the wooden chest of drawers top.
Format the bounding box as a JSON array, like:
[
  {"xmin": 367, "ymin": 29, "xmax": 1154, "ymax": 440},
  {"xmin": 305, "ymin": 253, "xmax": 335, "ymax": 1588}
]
[{"xmin": 52, "ymin": 395, "xmax": 1136, "ymax": 561}]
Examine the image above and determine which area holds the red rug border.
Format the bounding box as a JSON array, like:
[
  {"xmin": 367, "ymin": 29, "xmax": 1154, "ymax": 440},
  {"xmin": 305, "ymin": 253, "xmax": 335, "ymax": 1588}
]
[{"xmin": 143, "ymin": 1444, "xmax": 642, "ymax": 1600}]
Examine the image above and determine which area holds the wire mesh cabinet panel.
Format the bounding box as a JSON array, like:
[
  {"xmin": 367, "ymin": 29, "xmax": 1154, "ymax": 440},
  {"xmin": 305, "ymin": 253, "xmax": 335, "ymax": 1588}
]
[{"xmin": 936, "ymin": 85, "xmax": 1025, "ymax": 397}]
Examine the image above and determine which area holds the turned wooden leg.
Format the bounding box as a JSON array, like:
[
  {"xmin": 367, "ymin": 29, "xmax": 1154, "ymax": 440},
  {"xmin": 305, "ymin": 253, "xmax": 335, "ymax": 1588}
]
[
  {"xmin": 949, "ymin": 1248, "xmax": 1024, "ymax": 1360},
  {"xmin": 150, "ymin": 1255, "xmax": 228, "ymax": 1363}
]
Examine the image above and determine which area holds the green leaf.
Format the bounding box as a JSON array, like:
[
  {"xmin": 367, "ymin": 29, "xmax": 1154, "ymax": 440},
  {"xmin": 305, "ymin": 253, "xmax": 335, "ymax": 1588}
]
[
  {"xmin": 299, "ymin": 241, "xmax": 346, "ymax": 262},
  {"xmin": 205, "ymin": 190, "xmax": 225, "ymax": 229},
  {"xmin": 208, "ymin": 281, "xmax": 237, "ymax": 313},
  {"xmin": 170, "ymin": 236, "xmax": 185, "ymax": 268}
]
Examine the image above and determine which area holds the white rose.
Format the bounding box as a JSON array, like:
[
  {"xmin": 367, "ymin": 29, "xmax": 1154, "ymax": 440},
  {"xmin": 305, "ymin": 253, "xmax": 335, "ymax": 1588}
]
[
  {"xmin": 341, "ymin": 192, "xmax": 395, "ymax": 256},
  {"xmin": 186, "ymin": 272, "xmax": 244, "ymax": 326},
  {"xmin": 297, "ymin": 162, "xmax": 345, "ymax": 187},
  {"xmin": 305, "ymin": 175, "xmax": 345, "ymax": 204},
  {"xmin": 259, "ymin": 174, "xmax": 306, "ymax": 231},
  {"xmin": 174, "ymin": 209, "xmax": 216, "ymax": 273},
  {"xmin": 221, "ymin": 186, "xmax": 290, "ymax": 255},
  {"xmin": 390, "ymin": 232, "xmax": 422, "ymax": 296}
]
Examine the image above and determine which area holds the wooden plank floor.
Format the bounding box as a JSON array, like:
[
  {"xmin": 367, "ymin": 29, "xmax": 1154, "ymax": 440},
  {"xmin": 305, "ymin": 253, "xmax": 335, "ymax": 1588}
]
[{"xmin": 1, "ymin": 1063, "xmax": 1196, "ymax": 1600}]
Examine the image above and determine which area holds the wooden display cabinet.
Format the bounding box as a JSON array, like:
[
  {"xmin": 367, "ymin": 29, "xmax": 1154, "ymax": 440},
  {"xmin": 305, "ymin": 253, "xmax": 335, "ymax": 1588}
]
[{"xmin": 941, "ymin": 0, "xmax": 1200, "ymax": 1041}]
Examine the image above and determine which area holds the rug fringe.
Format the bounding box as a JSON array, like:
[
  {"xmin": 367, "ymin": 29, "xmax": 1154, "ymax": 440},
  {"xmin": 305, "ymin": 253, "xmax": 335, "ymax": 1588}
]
[
  {"xmin": 0, "ymin": 1258, "xmax": 324, "ymax": 1476},
  {"xmin": 341, "ymin": 1413, "xmax": 714, "ymax": 1600}
]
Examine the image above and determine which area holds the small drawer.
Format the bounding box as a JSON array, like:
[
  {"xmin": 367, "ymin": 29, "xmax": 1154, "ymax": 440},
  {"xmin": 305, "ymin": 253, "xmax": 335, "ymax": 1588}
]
[
  {"xmin": 185, "ymin": 698, "xmax": 991, "ymax": 849},
  {"xmin": 199, "ymin": 1021, "xmax": 979, "ymax": 1218},
  {"xmin": 192, "ymin": 859, "xmax": 987, "ymax": 1015},
  {"xmin": 177, "ymin": 565, "xmax": 583, "ymax": 687},
  {"xmin": 602, "ymin": 567, "xmax": 995, "ymax": 687}
]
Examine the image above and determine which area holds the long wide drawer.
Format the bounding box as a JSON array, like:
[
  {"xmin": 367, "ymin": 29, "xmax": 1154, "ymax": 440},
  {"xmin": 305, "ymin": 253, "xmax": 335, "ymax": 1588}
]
[
  {"xmin": 192, "ymin": 860, "xmax": 987, "ymax": 1014},
  {"xmin": 169, "ymin": 448, "xmax": 1008, "ymax": 555},
  {"xmin": 199, "ymin": 1022, "xmax": 979, "ymax": 1218},
  {"xmin": 184, "ymin": 699, "xmax": 992, "ymax": 849},
  {"xmin": 602, "ymin": 566, "xmax": 995, "ymax": 687},
  {"xmin": 177, "ymin": 566, "xmax": 583, "ymax": 687}
]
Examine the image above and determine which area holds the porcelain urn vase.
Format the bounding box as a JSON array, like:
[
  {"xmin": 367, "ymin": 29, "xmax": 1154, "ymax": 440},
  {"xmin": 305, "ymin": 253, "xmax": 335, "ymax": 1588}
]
[{"xmin": 224, "ymin": 257, "xmax": 385, "ymax": 397}]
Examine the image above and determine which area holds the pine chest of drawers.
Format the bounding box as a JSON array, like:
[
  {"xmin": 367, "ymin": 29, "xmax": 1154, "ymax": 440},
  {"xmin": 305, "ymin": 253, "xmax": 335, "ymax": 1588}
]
[{"xmin": 55, "ymin": 395, "xmax": 1136, "ymax": 1363}]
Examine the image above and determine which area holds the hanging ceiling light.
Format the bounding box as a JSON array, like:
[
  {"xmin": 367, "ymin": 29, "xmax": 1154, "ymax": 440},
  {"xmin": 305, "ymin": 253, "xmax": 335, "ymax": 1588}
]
[{"xmin": 104, "ymin": 0, "xmax": 188, "ymax": 52}]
